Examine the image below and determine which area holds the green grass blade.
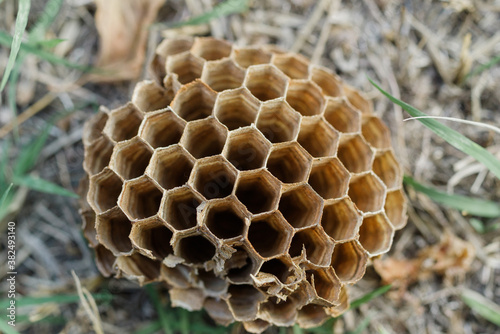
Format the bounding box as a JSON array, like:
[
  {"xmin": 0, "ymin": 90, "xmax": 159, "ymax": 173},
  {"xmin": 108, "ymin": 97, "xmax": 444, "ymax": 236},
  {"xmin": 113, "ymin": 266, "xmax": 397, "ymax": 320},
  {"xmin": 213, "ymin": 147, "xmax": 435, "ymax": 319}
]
[
  {"xmin": 0, "ymin": 0, "xmax": 31, "ymax": 92},
  {"xmin": 369, "ymin": 78, "xmax": 500, "ymax": 180},
  {"xmin": 12, "ymin": 175, "xmax": 78, "ymax": 198},
  {"xmin": 170, "ymin": 0, "xmax": 249, "ymax": 27},
  {"xmin": 29, "ymin": 0, "xmax": 64, "ymax": 41},
  {"xmin": 0, "ymin": 292, "xmax": 112, "ymax": 309},
  {"xmin": 145, "ymin": 285, "xmax": 173, "ymax": 334},
  {"xmin": 404, "ymin": 176, "xmax": 500, "ymax": 218},
  {"xmin": 0, "ymin": 320, "xmax": 21, "ymax": 334},
  {"xmin": 466, "ymin": 55, "xmax": 500, "ymax": 80},
  {"xmin": 462, "ymin": 289, "xmax": 500, "ymax": 327},
  {"xmin": 14, "ymin": 125, "xmax": 52, "ymax": 176},
  {"xmin": 35, "ymin": 38, "xmax": 66, "ymax": 48},
  {"xmin": 350, "ymin": 284, "xmax": 392, "ymax": 310},
  {"xmin": 0, "ymin": 183, "xmax": 14, "ymax": 212}
]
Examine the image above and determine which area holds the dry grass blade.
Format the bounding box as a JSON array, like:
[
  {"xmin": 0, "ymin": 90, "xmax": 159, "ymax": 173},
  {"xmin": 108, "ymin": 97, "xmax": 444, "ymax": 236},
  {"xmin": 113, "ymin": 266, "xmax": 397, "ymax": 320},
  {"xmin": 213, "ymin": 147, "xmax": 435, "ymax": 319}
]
[{"xmin": 71, "ymin": 270, "xmax": 105, "ymax": 334}]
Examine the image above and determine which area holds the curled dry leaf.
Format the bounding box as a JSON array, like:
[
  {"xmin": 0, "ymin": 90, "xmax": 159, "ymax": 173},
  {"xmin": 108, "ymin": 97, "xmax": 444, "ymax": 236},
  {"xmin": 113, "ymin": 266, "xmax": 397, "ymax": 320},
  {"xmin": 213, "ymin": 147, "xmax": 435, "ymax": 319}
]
[{"xmin": 91, "ymin": 0, "xmax": 165, "ymax": 82}]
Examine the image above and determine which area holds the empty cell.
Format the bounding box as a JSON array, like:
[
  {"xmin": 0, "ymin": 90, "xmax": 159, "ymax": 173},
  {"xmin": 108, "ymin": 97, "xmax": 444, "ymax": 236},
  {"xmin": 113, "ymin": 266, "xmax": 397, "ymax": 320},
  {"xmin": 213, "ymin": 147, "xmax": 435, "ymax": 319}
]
[
  {"xmin": 166, "ymin": 52, "xmax": 204, "ymax": 84},
  {"xmin": 248, "ymin": 212, "xmax": 292, "ymax": 258},
  {"xmin": 330, "ymin": 241, "xmax": 368, "ymax": 283},
  {"xmin": 198, "ymin": 269, "xmax": 227, "ymax": 293},
  {"xmin": 286, "ymin": 80, "xmax": 325, "ymax": 116},
  {"xmin": 308, "ymin": 158, "xmax": 350, "ymax": 200},
  {"xmin": 323, "ymin": 98, "xmax": 361, "ymax": 133},
  {"xmin": 326, "ymin": 286, "xmax": 349, "ymax": 317},
  {"xmin": 321, "ymin": 198, "xmax": 362, "ymax": 241},
  {"xmin": 307, "ymin": 267, "xmax": 341, "ymax": 304},
  {"xmin": 225, "ymin": 245, "xmax": 260, "ymax": 283},
  {"xmin": 181, "ymin": 117, "xmax": 227, "ymax": 159},
  {"xmin": 214, "ymin": 87, "xmax": 260, "ymax": 130},
  {"xmin": 116, "ymin": 253, "xmax": 161, "ymax": 282},
  {"xmin": 110, "ymin": 137, "xmax": 153, "ymax": 180},
  {"xmin": 260, "ymin": 296, "xmax": 299, "ymax": 327},
  {"xmin": 297, "ymin": 303, "xmax": 329, "ymax": 328},
  {"xmin": 176, "ymin": 234, "xmax": 216, "ymax": 264},
  {"xmin": 171, "ymin": 80, "xmax": 216, "ymax": 121},
  {"xmin": 132, "ymin": 80, "xmax": 174, "ymax": 113},
  {"xmin": 103, "ymin": 103, "xmax": 143, "ymax": 142},
  {"xmin": 289, "ymin": 227, "xmax": 333, "ymax": 266},
  {"xmin": 259, "ymin": 256, "xmax": 293, "ymax": 284},
  {"xmin": 310, "ymin": 66, "xmax": 343, "ymax": 97},
  {"xmin": 266, "ymin": 142, "xmax": 312, "ymax": 183},
  {"xmin": 272, "ymin": 53, "xmax": 309, "ymax": 79},
  {"xmin": 119, "ymin": 176, "xmax": 163, "ymax": 220},
  {"xmin": 337, "ymin": 135, "xmax": 373, "ymax": 173},
  {"xmin": 358, "ymin": 214, "xmax": 395, "ymax": 255},
  {"xmin": 362, "ymin": 116, "xmax": 392, "ymax": 149},
  {"xmin": 256, "ymin": 100, "xmax": 301, "ymax": 143},
  {"xmin": 224, "ymin": 127, "xmax": 271, "ymax": 171},
  {"xmin": 88, "ymin": 168, "xmax": 123, "ymax": 213},
  {"xmin": 161, "ymin": 186, "xmax": 203, "ymax": 231},
  {"xmin": 372, "ymin": 150, "xmax": 402, "ymax": 189},
  {"xmin": 96, "ymin": 207, "xmax": 133, "ymax": 255},
  {"xmin": 83, "ymin": 110, "xmax": 108, "ymax": 146},
  {"xmin": 147, "ymin": 145, "xmax": 194, "ymax": 190},
  {"xmin": 227, "ymin": 284, "xmax": 265, "ymax": 321},
  {"xmin": 191, "ymin": 156, "xmax": 237, "ymax": 199},
  {"xmin": 232, "ymin": 47, "xmax": 272, "ymax": 68},
  {"xmin": 245, "ymin": 64, "xmax": 288, "ymax": 101},
  {"xmin": 297, "ymin": 116, "xmax": 339, "ymax": 157},
  {"xmin": 156, "ymin": 37, "xmax": 193, "ymax": 58},
  {"xmin": 348, "ymin": 173, "xmax": 386, "ymax": 213},
  {"xmin": 384, "ymin": 189, "xmax": 407, "ymax": 229},
  {"xmin": 203, "ymin": 199, "xmax": 248, "ymax": 239},
  {"xmin": 95, "ymin": 244, "xmax": 116, "ymax": 277},
  {"xmin": 201, "ymin": 59, "xmax": 245, "ymax": 92},
  {"xmin": 343, "ymin": 85, "xmax": 373, "ymax": 114},
  {"xmin": 130, "ymin": 218, "xmax": 174, "ymax": 259},
  {"xmin": 235, "ymin": 169, "xmax": 281, "ymax": 214},
  {"xmin": 84, "ymin": 135, "xmax": 113, "ymax": 175},
  {"xmin": 278, "ymin": 184, "xmax": 323, "ymax": 229},
  {"xmin": 191, "ymin": 37, "xmax": 232, "ymax": 61},
  {"xmin": 138, "ymin": 109, "xmax": 185, "ymax": 149}
]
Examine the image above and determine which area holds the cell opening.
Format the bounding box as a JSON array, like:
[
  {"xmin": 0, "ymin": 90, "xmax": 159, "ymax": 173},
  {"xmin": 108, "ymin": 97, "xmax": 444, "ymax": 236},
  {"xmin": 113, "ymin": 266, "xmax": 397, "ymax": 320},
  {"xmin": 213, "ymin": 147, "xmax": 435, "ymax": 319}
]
[
  {"xmin": 286, "ymin": 80, "xmax": 324, "ymax": 116},
  {"xmin": 232, "ymin": 47, "xmax": 272, "ymax": 68},
  {"xmin": 132, "ymin": 81, "xmax": 173, "ymax": 113},
  {"xmin": 308, "ymin": 158, "xmax": 350, "ymax": 200},
  {"xmin": 256, "ymin": 100, "xmax": 301, "ymax": 143},
  {"xmin": 227, "ymin": 284, "xmax": 264, "ymax": 321},
  {"xmin": 192, "ymin": 157, "xmax": 237, "ymax": 199},
  {"xmin": 358, "ymin": 214, "xmax": 394, "ymax": 255},
  {"xmin": 372, "ymin": 150, "xmax": 402, "ymax": 189},
  {"xmin": 348, "ymin": 173, "xmax": 386, "ymax": 213},
  {"xmin": 310, "ymin": 66, "xmax": 343, "ymax": 97},
  {"xmin": 104, "ymin": 103, "xmax": 143, "ymax": 143},
  {"xmin": 201, "ymin": 59, "xmax": 245, "ymax": 92},
  {"xmin": 297, "ymin": 303, "xmax": 328, "ymax": 328},
  {"xmin": 384, "ymin": 189, "xmax": 407, "ymax": 229},
  {"xmin": 147, "ymin": 145, "xmax": 194, "ymax": 190},
  {"xmin": 198, "ymin": 269, "xmax": 227, "ymax": 293},
  {"xmin": 337, "ymin": 135, "xmax": 373, "ymax": 174},
  {"xmin": 171, "ymin": 80, "xmax": 216, "ymax": 121},
  {"xmin": 260, "ymin": 258, "xmax": 291, "ymax": 283},
  {"xmin": 191, "ymin": 37, "xmax": 232, "ymax": 61},
  {"xmin": 162, "ymin": 187, "xmax": 203, "ymax": 231},
  {"xmin": 205, "ymin": 201, "xmax": 247, "ymax": 239},
  {"xmin": 330, "ymin": 241, "xmax": 368, "ymax": 283},
  {"xmin": 182, "ymin": 118, "xmax": 227, "ymax": 159},
  {"xmin": 225, "ymin": 246, "xmax": 258, "ymax": 283},
  {"xmin": 266, "ymin": 142, "xmax": 312, "ymax": 184},
  {"xmin": 279, "ymin": 184, "xmax": 323, "ymax": 229},
  {"xmin": 83, "ymin": 110, "xmax": 108, "ymax": 146},
  {"xmin": 96, "ymin": 207, "xmax": 132, "ymax": 254},
  {"xmin": 120, "ymin": 176, "xmax": 163, "ymax": 220},
  {"xmin": 344, "ymin": 85, "xmax": 373, "ymax": 114},
  {"xmin": 362, "ymin": 116, "xmax": 392, "ymax": 149},
  {"xmin": 323, "ymin": 98, "xmax": 360, "ymax": 133},
  {"xmin": 117, "ymin": 253, "xmax": 161, "ymax": 282},
  {"xmin": 131, "ymin": 220, "xmax": 173, "ymax": 259},
  {"xmin": 166, "ymin": 52, "xmax": 204, "ymax": 84},
  {"xmin": 297, "ymin": 116, "xmax": 339, "ymax": 158},
  {"xmin": 139, "ymin": 109, "xmax": 185, "ymax": 149},
  {"xmin": 289, "ymin": 227, "xmax": 333, "ymax": 266},
  {"xmin": 225, "ymin": 128, "xmax": 271, "ymax": 171},
  {"xmin": 245, "ymin": 65, "xmax": 288, "ymax": 101},
  {"xmin": 177, "ymin": 235, "xmax": 216, "ymax": 264},
  {"xmin": 260, "ymin": 297, "xmax": 299, "ymax": 327},
  {"xmin": 321, "ymin": 198, "xmax": 361, "ymax": 241},
  {"xmin": 214, "ymin": 87, "xmax": 260, "ymax": 130},
  {"xmin": 111, "ymin": 138, "xmax": 153, "ymax": 180},
  {"xmin": 88, "ymin": 168, "xmax": 123, "ymax": 213},
  {"xmin": 235, "ymin": 170, "xmax": 281, "ymax": 214},
  {"xmin": 272, "ymin": 53, "xmax": 309, "ymax": 79},
  {"xmin": 248, "ymin": 213, "xmax": 291, "ymax": 258},
  {"xmin": 307, "ymin": 268, "xmax": 341, "ymax": 303}
]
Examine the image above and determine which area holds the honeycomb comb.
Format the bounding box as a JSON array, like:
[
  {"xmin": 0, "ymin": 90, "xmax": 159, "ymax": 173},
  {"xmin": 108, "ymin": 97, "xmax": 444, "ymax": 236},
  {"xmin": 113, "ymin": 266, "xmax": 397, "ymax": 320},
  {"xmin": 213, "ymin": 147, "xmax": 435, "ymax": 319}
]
[{"xmin": 80, "ymin": 37, "xmax": 407, "ymax": 332}]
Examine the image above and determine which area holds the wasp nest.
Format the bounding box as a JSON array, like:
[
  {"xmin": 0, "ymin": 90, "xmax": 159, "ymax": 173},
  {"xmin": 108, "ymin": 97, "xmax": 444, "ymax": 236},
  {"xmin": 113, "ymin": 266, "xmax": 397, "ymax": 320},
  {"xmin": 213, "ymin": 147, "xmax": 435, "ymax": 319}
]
[{"xmin": 80, "ymin": 37, "xmax": 407, "ymax": 332}]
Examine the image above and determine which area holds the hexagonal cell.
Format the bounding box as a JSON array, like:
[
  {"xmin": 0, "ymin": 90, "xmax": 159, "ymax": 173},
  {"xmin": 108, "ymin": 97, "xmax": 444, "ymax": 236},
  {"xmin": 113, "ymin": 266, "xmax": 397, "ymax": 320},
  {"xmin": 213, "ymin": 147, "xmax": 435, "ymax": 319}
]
[
  {"xmin": 227, "ymin": 284, "xmax": 266, "ymax": 321},
  {"xmin": 343, "ymin": 85, "xmax": 373, "ymax": 114},
  {"xmin": 288, "ymin": 226, "xmax": 334, "ymax": 266},
  {"xmin": 224, "ymin": 244, "xmax": 260, "ymax": 283},
  {"xmin": 83, "ymin": 109, "xmax": 108, "ymax": 146},
  {"xmin": 358, "ymin": 213, "xmax": 394, "ymax": 255},
  {"xmin": 266, "ymin": 142, "xmax": 312, "ymax": 184},
  {"xmin": 132, "ymin": 80, "xmax": 173, "ymax": 113},
  {"xmin": 151, "ymin": 38, "xmax": 193, "ymax": 83},
  {"xmin": 180, "ymin": 117, "xmax": 227, "ymax": 159},
  {"xmin": 138, "ymin": 109, "xmax": 185, "ymax": 149},
  {"xmin": 297, "ymin": 116, "xmax": 339, "ymax": 157},
  {"xmin": 88, "ymin": 168, "xmax": 123, "ymax": 213},
  {"xmin": 272, "ymin": 53, "xmax": 309, "ymax": 79},
  {"xmin": 255, "ymin": 105, "xmax": 300, "ymax": 150},
  {"xmin": 235, "ymin": 169, "xmax": 281, "ymax": 215},
  {"xmin": 170, "ymin": 80, "xmax": 217, "ymax": 121},
  {"xmin": 278, "ymin": 183, "xmax": 323, "ymax": 229},
  {"xmin": 244, "ymin": 64, "xmax": 288, "ymax": 101},
  {"xmin": 348, "ymin": 173, "xmax": 386, "ymax": 213},
  {"xmin": 119, "ymin": 176, "xmax": 163, "ymax": 220},
  {"xmin": 161, "ymin": 186, "xmax": 203, "ymax": 231},
  {"xmin": 232, "ymin": 47, "xmax": 272, "ymax": 68},
  {"xmin": 166, "ymin": 51, "xmax": 204, "ymax": 84},
  {"xmin": 330, "ymin": 241, "xmax": 368, "ymax": 283},
  {"xmin": 297, "ymin": 303, "xmax": 329, "ymax": 328},
  {"xmin": 130, "ymin": 217, "xmax": 173, "ymax": 259},
  {"xmin": 323, "ymin": 97, "xmax": 361, "ymax": 133},
  {"xmin": 306, "ymin": 267, "xmax": 341, "ymax": 304},
  {"xmin": 321, "ymin": 198, "xmax": 362, "ymax": 242},
  {"xmin": 191, "ymin": 156, "xmax": 237, "ymax": 199},
  {"xmin": 214, "ymin": 87, "xmax": 260, "ymax": 130},
  {"xmin": 103, "ymin": 103, "xmax": 143, "ymax": 142},
  {"xmin": 308, "ymin": 158, "xmax": 350, "ymax": 200},
  {"xmin": 384, "ymin": 189, "xmax": 407, "ymax": 229},
  {"xmin": 198, "ymin": 269, "xmax": 227, "ymax": 294},
  {"xmin": 202, "ymin": 199, "xmax": 248, "ymax": 240},
  {"xmin": 309, "ymin": 66, "xmax": 343, "ymax": 97},
  {"xmin": 372, "ymin": 150, "xmax": 403, "ymax": 189},
  {"xmin": 259, "ymin": 255, "xmax": 295, "ymax": 284},
  {"xmin": 175, "ymin": 234, "xmax": 216, "ymax": 264},
  {"xmin": 337, "ymin": 135, "xmax": 374, "ymax": 173},
  {"xmin": 224, "ymin": 127, "xmax": 271, "ymax": 171},
  {"xmin": 83, "ymin": 135, "xmax": 113, "ymax": 175},
  {"xmin": 286, "ymin": 80, "xmax": 325, "ymax": 116},
  {"xmin": 190, "ymin": 37, "xmax": 232, "ymax": 61},
  {"xmin": 201, "ymin": 59, "xmax": 245, "ymax": 92},
  {"xmin": 116, "ymin": 253, "xmax": 161, "ymax": 283},
  {"xmin": 146, "ymin": 145, "xmax": 194, "ymax": 190},
  {"xmin": 94, "ymin": 244, "xmax": 116, "ymax": 277},
  {"xmin": 362, "ymin": 116, "xmax": 392, "ymax": 149},
  {"xmin": 95, "ymin": 207, "xmax": 133, "ymax": 255},
  {"xmin": 326, "ymin": 285, "xmax": 349, "ymax": 317},
  {"xmin": 260, "ymin": 296, "xmax": 299, "ymax": 327},
  {"xmin": 110, "ymin": 137, "xmax": 153, "ymax": 180},
  {"xmin": 248, "ymin": 212, "xmax": 293, "ymax": 258}
]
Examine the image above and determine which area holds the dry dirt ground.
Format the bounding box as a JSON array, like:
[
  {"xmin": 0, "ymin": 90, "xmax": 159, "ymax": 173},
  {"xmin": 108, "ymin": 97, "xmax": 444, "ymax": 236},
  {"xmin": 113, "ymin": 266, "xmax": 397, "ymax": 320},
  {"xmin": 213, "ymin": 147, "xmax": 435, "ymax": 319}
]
[{"xmin": 0, "ymin": 0, "xmax": 499, "ymax": 333}]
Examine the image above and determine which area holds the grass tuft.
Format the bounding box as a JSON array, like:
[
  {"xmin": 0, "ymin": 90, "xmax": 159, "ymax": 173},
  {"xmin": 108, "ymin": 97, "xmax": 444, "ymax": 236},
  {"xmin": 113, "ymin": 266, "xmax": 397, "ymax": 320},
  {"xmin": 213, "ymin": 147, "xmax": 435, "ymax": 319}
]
[{"xmin": 462, "ymin": 289, "xmax": 500, "ymax": 327}]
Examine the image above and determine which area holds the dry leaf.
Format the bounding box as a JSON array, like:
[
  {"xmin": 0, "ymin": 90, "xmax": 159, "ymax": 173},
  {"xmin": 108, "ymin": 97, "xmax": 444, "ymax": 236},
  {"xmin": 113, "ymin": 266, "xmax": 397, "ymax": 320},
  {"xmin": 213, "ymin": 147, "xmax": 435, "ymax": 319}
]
[{"xmin": 91, "ymin": 0, "xmax": 165, "ymax": 82}]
